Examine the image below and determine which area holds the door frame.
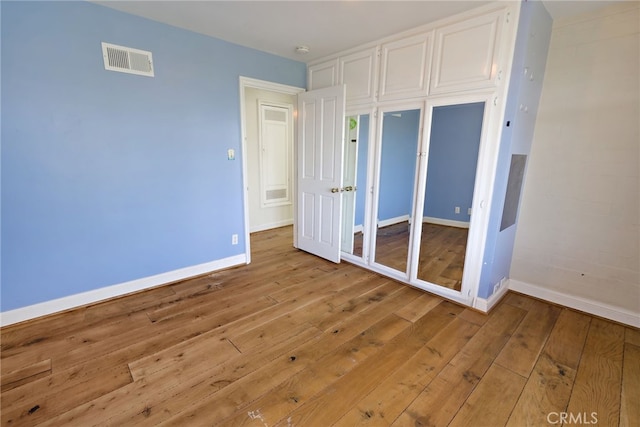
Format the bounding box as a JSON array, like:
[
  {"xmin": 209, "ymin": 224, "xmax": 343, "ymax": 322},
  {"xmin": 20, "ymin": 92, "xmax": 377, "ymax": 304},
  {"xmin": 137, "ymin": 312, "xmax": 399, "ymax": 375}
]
[{"xmin": 239, "ymin": 77, "xmax": 305, "ymax": 263}]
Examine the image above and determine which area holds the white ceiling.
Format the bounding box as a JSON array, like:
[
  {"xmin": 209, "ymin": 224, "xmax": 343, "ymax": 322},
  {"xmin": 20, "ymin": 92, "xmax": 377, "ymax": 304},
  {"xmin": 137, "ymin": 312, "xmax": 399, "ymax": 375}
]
[{"xmin": 94, "ymin": 0, "xmax": 624, "ymax": 63}]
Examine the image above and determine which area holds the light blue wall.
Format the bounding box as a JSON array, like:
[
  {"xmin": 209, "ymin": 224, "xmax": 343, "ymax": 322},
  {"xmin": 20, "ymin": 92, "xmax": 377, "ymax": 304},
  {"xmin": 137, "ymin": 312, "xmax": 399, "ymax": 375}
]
[
  {"xmin": 377, "ymin": 110, "xmax": 420, "ymax": 222},
  {"xmin": 478, "ymin": 0, "xmax": 552, "ymax": 298},
  {"xmin": 354, "ymin": 114, "xmax": 369, "ymax": 227},
  {"xmin": 424, "ymin": 103, "xmax": 484, "ymax": 222},
  {"xmin": 1, "ymin": 1, "xmax": 306, "ymax": 311}
]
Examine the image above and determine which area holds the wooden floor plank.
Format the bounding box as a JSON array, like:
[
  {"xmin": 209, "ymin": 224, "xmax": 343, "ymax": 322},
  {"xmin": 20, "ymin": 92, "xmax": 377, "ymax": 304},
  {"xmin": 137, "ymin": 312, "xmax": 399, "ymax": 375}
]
[
  {"xmin": 620, "ymin": 343, "xmax": 640, "ymax": 427},
  {"xmin": 159, "ymin": 286, "xmax": 422, "ymax": 425},
  {"xmin": 390, "ymin": 302, "xmax": 527, "ymax": 427},
  {"xmin": 506, "ymin": 309, "xmax": 591, "ymax": 426},
  {"xmin": 1, "ymin": 364, "xmax": 132, "ymax": 426},
  {"xmin": 494, "ymin": 299, "xmax": 561, "ymax": 378},
  {"xmin": 0, "ymin": 226, "xmax": 635, "ymax": 427},
  {"xmin": 448, "ymin": 363, "xmax": 527, "ymax": 427},
  {"xmin": 310, "ymin": 280, "xmax": 406, "ymax": 332},
  {"xmin": 0, "ymin": 358, "xmax": 51, "ymax": 392},
  {"xmin": 165, "ymin": 313, "xmax": 413, "ymax": 426},
  {"xmin": 276, "ymin": 303, "xmax": 464, "ymax": 427},
  {"xmin": 334, "ymin": 316, "xmax": 479, "ymax": 426},
  {"xmin": 53, "ymin": 294, "xmax": 276, "ymax": 372},
  {"xmin": 624, "ymin": 327, "xmax": 640, "ymax": 346},
  {"xmin": 43, "ymin": 324, "xmax": 322, "ymax": 427},
  {"xmin": 565, "ymin": 318, "xmax": 625, "ymax": 427},
  {"xmin": 394, "ymin": 292, "xmax": 443, "ymax": 323}
]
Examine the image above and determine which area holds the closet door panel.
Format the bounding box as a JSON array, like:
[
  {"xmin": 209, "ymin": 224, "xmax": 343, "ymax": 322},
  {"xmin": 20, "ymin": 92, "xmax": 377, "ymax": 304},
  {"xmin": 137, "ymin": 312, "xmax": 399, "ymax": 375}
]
[
  {"xmin": 339, "ymin": 48, "xmax": 378, "ymax": 105},
  {"xmin": 378, "ymin": 33, "xmax": 431, "ymax": 101},
  {"xmin": 430, "ymin": 10, "xmax": 504, "ymax": 94},
  {"xmin": 308, "ymin": 59, "xmax": 339, "ymax": 91}
]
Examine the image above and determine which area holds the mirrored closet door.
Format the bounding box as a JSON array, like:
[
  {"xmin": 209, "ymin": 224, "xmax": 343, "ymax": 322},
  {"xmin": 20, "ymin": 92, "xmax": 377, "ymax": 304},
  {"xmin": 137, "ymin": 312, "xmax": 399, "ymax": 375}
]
[
  {"xmin": 410, "ymin": 98, "xmax": 487, "ymax": 294},
  {"xmin": 372, "ymin": 106, "xmax": 423, "ymax": 277},
  {"xmin": 341, "ymin": 112, "xmax": 371, "ymax": 261}
]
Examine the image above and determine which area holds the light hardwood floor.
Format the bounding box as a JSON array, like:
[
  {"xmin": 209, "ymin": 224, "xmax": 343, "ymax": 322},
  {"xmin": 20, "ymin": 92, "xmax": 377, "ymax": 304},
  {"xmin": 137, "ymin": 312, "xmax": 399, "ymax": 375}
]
[{"xmin": 1, "ymin": 226, "xmax": 638, "ymax": 426}]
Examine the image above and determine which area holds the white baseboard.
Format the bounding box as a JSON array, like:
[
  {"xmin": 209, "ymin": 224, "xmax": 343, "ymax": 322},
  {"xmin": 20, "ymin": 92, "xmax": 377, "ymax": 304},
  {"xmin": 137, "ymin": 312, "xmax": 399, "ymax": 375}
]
[
  {"xmin": 423, "ymin": 217, "xmax": 470, "ymax": 229},
  {"xmin": 474, "ymin": 279, "xmax": 510, "ymax": 312},
  {"xmin": 509, "ymin": 279, "xmax": 640, "ymax": 328},
  {"xmin": 0, "ymin": 254, "xmax": 248, "ymax": 327},
  {"xmin": 378, "ymin": 215, "xmax": 410, "ymax": 228},
  {"xmin": 250, "ymin": 219, "xmax": 293, "ymax": 233}
]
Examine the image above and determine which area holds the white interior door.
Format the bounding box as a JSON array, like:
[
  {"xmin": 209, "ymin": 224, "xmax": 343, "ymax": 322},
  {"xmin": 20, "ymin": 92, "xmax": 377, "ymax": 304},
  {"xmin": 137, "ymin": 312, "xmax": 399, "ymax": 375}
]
[{"xmin": 296, "ymin": 85, "xmax": 346, "ymax": 263}]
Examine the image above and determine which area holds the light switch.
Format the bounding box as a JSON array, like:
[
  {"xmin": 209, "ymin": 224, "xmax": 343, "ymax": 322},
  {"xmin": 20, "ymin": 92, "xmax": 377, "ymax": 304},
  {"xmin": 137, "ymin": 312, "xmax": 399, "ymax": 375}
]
[{"xmin": 227, "ymin": 149, "xmax": 235, "ymax": 160}]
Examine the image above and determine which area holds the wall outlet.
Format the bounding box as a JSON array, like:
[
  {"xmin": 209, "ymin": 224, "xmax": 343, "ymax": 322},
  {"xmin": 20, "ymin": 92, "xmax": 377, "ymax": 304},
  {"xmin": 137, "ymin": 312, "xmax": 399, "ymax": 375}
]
[
  {"xmin": 231, "ymin": 234, "xmax": 238, "ymax": 245},
  {"xmin": 493, "ymin": 277, "xmax": 507, "ymax": 295},
  {"xmin": 468, "ymin": 207, "xmax": 472, "ymax": 215},
  {"xmin": 455, "ymin": 206, "xmax": 460, "ymax": 214}
]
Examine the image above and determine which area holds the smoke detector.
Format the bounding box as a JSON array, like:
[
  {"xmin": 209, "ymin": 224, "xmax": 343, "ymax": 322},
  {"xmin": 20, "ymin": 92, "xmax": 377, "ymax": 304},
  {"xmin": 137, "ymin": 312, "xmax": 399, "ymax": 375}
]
[{"xmin": 295, "ymin": 45, "xmax": 310, "ymax": 55}]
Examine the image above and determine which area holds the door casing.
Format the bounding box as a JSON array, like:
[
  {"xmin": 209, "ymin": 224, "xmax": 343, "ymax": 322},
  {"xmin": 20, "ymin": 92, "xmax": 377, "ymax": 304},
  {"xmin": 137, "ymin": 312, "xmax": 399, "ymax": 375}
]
[{"xmin": 239, "ymin": 77, "xmax": 305, "ymax": 263}]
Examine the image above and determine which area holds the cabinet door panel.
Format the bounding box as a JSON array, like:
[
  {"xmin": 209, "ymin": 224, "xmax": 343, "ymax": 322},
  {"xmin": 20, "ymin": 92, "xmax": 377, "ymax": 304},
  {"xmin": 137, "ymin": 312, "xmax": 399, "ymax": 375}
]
[
  {"xmin": 379, "ymin": 33, "xmax": 431, "ymax": 101},
  {"xmin": 340, "ymin": 48, "xmax": 377, "ymax": 105},
  {"xmin": 430, "ymin": 10, "xmax": 504, "ymax": 94},
  {"xmin": 308, "ymin": 60, "xmax": 338, "ymax": 91}
]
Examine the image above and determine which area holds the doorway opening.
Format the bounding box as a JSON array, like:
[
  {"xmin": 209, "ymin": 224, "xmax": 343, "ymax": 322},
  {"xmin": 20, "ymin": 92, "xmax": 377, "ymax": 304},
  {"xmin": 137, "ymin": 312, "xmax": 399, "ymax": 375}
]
[{"xmin": 239, "ymin": 77, "xmax": 305, "ymax": 263}]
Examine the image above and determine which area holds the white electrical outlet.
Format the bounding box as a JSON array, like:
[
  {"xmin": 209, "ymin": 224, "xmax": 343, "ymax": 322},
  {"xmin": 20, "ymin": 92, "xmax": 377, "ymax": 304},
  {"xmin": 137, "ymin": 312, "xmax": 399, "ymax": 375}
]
[
  {"xmin": 455, "ymin": 206, "xmax": 460, "ymax": 214},
  {"xmin": 493, "ymin": 277, "xmax": 507, "ymax": 295},
  {"xmin": 231, "ymin": 234, "xmax": 238, "ymax": 245},
  {"xmin": 468, "ymin": 207, "xmax": 472, "ymax": 215}
]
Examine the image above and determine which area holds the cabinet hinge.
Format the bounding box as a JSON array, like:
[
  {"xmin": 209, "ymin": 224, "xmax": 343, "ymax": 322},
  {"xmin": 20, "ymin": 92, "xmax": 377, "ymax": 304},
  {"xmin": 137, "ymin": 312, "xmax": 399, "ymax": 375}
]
[{"xmin": 506, "ymin": 12, "xmax": 511, "ymax": 24}]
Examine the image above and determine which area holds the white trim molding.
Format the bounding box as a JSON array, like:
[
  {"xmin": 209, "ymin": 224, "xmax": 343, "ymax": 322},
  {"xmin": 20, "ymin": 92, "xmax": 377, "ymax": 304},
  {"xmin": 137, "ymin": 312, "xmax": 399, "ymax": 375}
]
[
  {"xmin": 423, "ymin": 216, "xmax": 470, "ymax": 229},
  {"xmin": 509, "ymin": 279, "xmax": 640, "ymax": 328},
  {"xmin": 0, "ymin": 255, "xmax": 247, "ymax": 327},
  {"xmin": 250, "ymin": 219, "xmax": 294, "ymax": 233},
  {"xmin": 473, "ymin": 279, "xmax": 510, "ymax": 312},
  {"xmin": 378, "ymin": 214, "xmax": 410, "ymax": 228}
]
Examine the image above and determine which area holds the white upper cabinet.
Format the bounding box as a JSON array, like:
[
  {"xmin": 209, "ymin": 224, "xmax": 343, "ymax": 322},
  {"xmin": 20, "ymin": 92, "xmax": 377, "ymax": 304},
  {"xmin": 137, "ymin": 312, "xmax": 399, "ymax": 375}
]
[
  {"xmin": 308, "ymin": 59, "xmax": 338, "ymax": 91},
  {"xmin": 307, "ymin": 3, "xmax": 516, "ymax": 101},
  {"xmin": 378, "ymin": 33, "xmax": 432, "ymax": 101},
  {"xmin": 430, "ymin": 10, "xmax": 505, "ymax": 94},
  {"xmin": 339, "ymin": 47, "xmax": 378, "ymax": 105}
]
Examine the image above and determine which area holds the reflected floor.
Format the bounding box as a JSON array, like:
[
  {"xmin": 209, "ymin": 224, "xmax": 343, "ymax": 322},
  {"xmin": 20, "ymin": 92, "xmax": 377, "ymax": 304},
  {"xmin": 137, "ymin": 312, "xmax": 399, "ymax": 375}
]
[{"xmin": 368, "ymin": 222, "xmax": 468, "ymax": 291}]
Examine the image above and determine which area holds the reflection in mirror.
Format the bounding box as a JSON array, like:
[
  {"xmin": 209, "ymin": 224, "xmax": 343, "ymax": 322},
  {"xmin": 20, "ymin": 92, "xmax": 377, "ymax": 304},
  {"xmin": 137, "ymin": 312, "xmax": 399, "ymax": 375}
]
[
  {"xmin": 418, "ymin": 102, "xmax": 484, "ymax": 290},
  {"xmin": 374, "ymin": 109, "xmax": 421, "ymax": 274},
  {"xmin": 341, "ymin": 114, "xmax": 369, "ymax": 257}
]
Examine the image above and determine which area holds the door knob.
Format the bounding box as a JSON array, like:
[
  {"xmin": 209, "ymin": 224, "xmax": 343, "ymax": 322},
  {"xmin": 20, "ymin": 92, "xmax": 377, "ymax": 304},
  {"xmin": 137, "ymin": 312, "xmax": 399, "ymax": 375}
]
[
  {"xmin": 344, "ymin": 186, "xmax": 354, "ymax": 192},
  {"xmin": 331, "ymin": 187, "xmax": 341, "ymax": 193}
]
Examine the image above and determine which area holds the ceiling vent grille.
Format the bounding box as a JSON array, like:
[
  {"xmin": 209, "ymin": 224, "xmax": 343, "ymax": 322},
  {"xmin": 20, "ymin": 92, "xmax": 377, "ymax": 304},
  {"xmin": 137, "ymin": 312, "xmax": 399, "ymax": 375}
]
[{"xmin": 101, "ymin": 42, "xmax": 154, "ymax": 77}]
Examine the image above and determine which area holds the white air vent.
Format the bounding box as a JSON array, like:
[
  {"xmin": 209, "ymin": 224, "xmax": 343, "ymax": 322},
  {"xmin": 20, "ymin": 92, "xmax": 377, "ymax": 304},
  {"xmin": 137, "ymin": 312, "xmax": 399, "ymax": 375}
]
[
  {"xmin": 101, "ymin": 42, "xmax": 154, "ymax": 77},
  {"xmin": 265, "ymin": 188, "xmax": 288, "ymax": 201}
]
